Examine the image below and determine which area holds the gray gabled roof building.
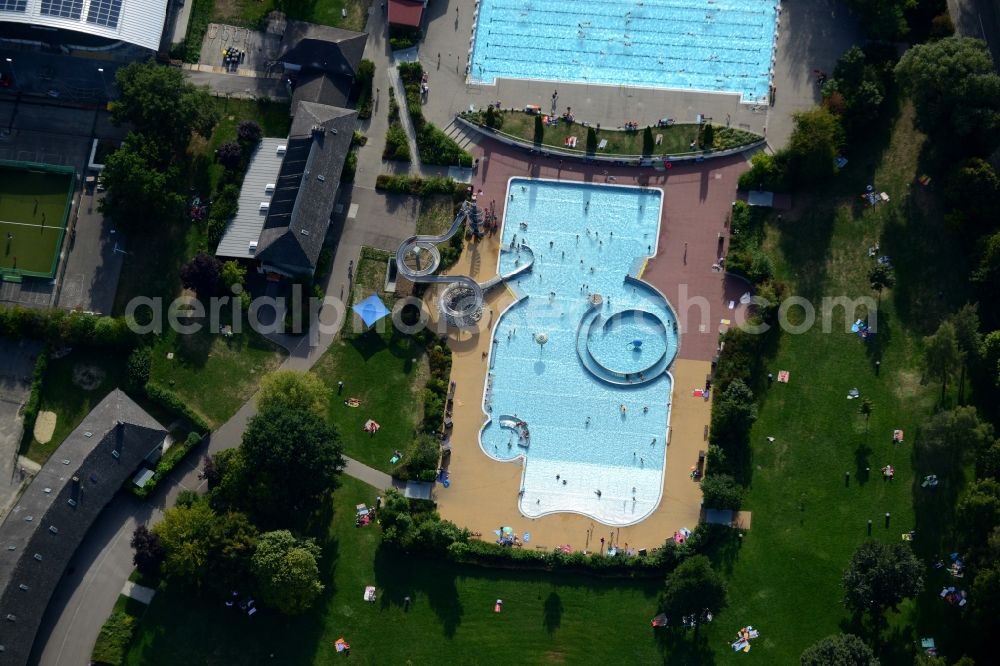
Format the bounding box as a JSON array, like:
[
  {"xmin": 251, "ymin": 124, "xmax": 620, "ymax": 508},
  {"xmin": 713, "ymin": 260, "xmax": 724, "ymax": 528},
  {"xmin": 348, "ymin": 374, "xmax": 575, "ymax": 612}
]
[
  {"xmin": 278, "ymin": 20, "xmax": 367, "ymax": 79},
  {"xmin": 0, "ymin": 390, "xmax": 166, "ymax": 665},
  {"xmin": 222, "ymin": 101, "xmax": 356, "ymax": 278}
]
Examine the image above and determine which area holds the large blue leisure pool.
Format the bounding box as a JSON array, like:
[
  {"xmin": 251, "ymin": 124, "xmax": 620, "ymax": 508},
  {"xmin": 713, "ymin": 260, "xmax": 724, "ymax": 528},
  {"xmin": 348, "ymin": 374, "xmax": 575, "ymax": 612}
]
[
  {"xmin": 469, "ymin": 0, "xmax": 780, "ymax": 104},
  {"xmin": 481, "ymin": 179, "xmax": 678, "ymax": 526}
]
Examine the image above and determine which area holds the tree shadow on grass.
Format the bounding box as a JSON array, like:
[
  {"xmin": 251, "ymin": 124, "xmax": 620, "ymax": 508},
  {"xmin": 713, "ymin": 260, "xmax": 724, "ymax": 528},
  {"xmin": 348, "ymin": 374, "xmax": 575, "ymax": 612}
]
[
  {"xmin": 543, "ymin": 591, "xmax": 562, "ymax": 633},
  {"xmin": 373, "ymin": 547, "xmax": 464, "ymax": 638},
  {"xmin": 348, "ymin": 328, "xmax": 389, "ymax": 361},
  {"xmin": 854, "ymin": 440, "xmax": 874, "ymax": 486},
  {"xmin": 654, "ymin": 627, "xmax": 717, "ymax": 665}
]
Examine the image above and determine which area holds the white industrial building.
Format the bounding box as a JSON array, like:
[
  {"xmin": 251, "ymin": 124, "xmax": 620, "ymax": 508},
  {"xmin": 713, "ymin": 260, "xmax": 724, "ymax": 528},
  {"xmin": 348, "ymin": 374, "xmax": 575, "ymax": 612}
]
[{"xmin": 0, "ymin": 0, "xmax": 166, "ymax": 51}]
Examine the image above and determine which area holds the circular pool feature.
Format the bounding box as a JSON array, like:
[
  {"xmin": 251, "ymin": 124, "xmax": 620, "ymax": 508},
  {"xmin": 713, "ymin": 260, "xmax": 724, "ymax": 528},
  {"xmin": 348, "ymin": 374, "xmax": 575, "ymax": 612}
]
[{"xmin": 586, "ymin": 309, "xmax": 669, "ymax": 378}]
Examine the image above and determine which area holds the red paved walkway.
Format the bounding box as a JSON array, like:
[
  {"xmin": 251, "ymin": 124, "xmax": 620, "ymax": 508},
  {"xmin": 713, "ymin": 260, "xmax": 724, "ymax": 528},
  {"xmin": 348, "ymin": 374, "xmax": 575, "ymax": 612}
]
[{"xmin": 472, "ymin": 140, "xmax": 750, "ymax": 363}]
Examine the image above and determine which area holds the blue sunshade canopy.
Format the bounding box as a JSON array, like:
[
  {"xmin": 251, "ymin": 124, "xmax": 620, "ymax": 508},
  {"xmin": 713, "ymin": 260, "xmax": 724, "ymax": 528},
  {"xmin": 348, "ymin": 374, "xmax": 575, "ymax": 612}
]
[{"xmin": 353, "ymin": 293, "xmax": 391, "ymax": 328}]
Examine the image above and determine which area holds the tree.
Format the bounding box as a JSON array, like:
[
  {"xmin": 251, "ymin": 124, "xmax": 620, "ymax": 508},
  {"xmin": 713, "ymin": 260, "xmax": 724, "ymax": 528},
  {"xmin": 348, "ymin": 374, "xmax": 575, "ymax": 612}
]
[
  {"xmin": 924, "ymin": 320, "xmax": 963, "ymax": 403},
  {"xmin": 846, "ymin": 0, "xmax": 915, "ymax": 41},
  {"xmin": 842, "ymin": 541, "xmax": 923, "ymax": 628},
  {"xmin": 180, "ymin": 252, "xmax": 223, "ymax": 300},
  {"xmin": 126, "ymin": 347, "xmax": 151, "ymax": 390},
  {"xmin": 533, "ymin": 114, "xmax": 544, "ymax": 145},
  {"xmin": 896, "ymin": 37, "xmax": 1000, "ymax": 154},
  {"xmin": 153, "ymin": 501, "xmax": 217, "ymax": 586},
  {"xmin": 226, "ymin": 406, "xmax": 344, "ymax": 526},
  {"xmin": 786, "ymin": 107, "xmax": 844, "ymax": 186},
  {"xmin": 955, "ymin": 479, "xmax": 1000, "ymax": 552},
  {"xmin": 215, "ymin": 141, "xmax": 243, "ymax": 170},
  {"xmin": 983, "ymin": 330, "xmax": 1000, "ymax": 387},
  {"xmin": 642, "ymin": 126, "xmax": 654, "ymax": 155},
  {"xmin": 700, "ymin": 473, "xmax": 743, "ymax": 509},
  {"xmin": 251, "ymin": 530, "xmax": 324, "ymax": 614},
  {"xmin": 800, "ymin": 633, "xmax": 879, "ymax": 666},
  {"xmin": 868, "ymin": 263, "xmax": 895, "ymax": 305},
  {"xmin": 700, "ymin": 123, "xmax": 715, "ymax": 150},
  {"xmin": 237, "ymin": 120, "xmax": 262, "ymax": 144},
  {"xmin": 944, "ymin": 158, "xmax": 1000, "ymax": 230},
  {"xmin": 220, "ymin": 260, "xmax": 246, "ymax": 291},
  {"xmin": 978, "ymin": 439, "xmax": 1000, "ymax": 479},
  {"xmin": 918, "ymin": 406, "xmax": 994, "ymax": 475},
  {"xmin": 659, "ymin": 555, "xmax": 727, "ymax": 626},
  {"xmin": 709, "ymin": 379, "xmax": 758, "ymax": 455},
  {"xmin": 99, "ymin": 133, "xmax": 185, "ymax": 226},
  {"xmin": 130, "ymin": 524, "xmax": 165, "ymax": 578},
  {"xmin": 203, "ymin": 510, "xmax": 258, "ymax": 594},
  {"xmin": 951, "ymin": 303, "xmax": 983, "ymax": 402},
  {"xmin": 112, "ymin": 60, "xmax": 218, "ymax": 152},
  {"xmin": 256, "ymin": 370, "xmax": 328, "ymax": 416},
  {"xmin": 973, "ymin": 234, "xmax": 1000, "ymax": 311},
  {"xmin": 586, "ymin": 126, "xmax": 598, "ymax": 154}
]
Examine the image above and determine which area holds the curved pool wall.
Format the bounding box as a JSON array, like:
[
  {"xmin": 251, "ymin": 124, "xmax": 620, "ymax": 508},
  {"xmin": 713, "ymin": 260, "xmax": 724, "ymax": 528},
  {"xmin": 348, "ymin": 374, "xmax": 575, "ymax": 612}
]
[
  {"xmin": 469, "ymin": 0, "xmax": 781, "ymax": 104},
  {"xmin": 480, "ymin": 178, "xmax": 677, "ymax": 526}
]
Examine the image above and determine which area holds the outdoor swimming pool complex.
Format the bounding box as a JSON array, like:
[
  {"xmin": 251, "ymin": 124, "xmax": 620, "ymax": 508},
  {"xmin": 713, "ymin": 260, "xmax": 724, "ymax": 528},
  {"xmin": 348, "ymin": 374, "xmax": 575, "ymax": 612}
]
[
  {"xmin": 480, "ymin": 179, "xmax": 678, "ymax": 526},
  {"xmin": 469, "ymin": 0, "xmax": 780, "ymax": 104}
]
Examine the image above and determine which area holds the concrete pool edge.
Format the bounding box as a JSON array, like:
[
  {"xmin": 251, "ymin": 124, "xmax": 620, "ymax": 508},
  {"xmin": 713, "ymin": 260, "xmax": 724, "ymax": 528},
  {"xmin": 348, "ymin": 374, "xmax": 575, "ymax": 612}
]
[{"xmin": 476, "ymin": 176, "xmax": 677, "ymax": 528}]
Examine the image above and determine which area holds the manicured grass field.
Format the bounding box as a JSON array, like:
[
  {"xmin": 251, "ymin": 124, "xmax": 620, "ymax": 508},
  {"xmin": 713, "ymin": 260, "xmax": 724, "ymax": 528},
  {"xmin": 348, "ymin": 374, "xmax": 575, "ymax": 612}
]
[
  {"xmin": 124, "ymin": 476, "xmax": 668, "ymax": 665},
  {"xmin": 24, "ymin": 348, "xmax": 127, "ymax": 464},
  {"xmin": 0, "ymin": 166, "xmax": 72, "ymax": 275},
  {"xmin": 697, "ymin": 103, "xmax": 966, "ymax": 663},
  {"xmin": 312, "ymin": 329, "xmax": 426, "ymax": 473},
  {"xmin": 150, "ymin": 327, "xmax": 285, "ymax": 429},
  {"xmin": 211, "ymin": 0, "xmax": 370, "ymax": 31}
]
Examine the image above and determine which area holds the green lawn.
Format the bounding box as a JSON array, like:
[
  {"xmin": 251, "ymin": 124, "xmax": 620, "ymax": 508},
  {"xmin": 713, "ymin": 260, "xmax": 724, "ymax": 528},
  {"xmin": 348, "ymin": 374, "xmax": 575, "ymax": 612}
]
[
  {"xmin": 465, "ymin": 110, "xmax": 761, "ymax": 157},
  {"xmin": 312, "ymin": 330, "xmax": 426, "ymax": 473},
  {"xmin": 24, "ymin": 348, "xmax": 128, "ymax": 464},
  {"xmin": 211, "ymin": 0, "xmax": 371, "ymax": 31},
  {"xmin": 697, "ymin": 103, "xmax": 965, "ymax": 663},
  {"xmin": 125, "ymin": 476, "xmax": 670, "ymax": 665},
  {"xmin": 150, "ymin": 327, "xmax": 285, "ymax": 429},
  {"xmin": 416, "ymin": 196, "xmax": 455, "ymax": 236},
  {"xmin": 0, "ymin": 166, "xmax": 72, "ymax": 275}
]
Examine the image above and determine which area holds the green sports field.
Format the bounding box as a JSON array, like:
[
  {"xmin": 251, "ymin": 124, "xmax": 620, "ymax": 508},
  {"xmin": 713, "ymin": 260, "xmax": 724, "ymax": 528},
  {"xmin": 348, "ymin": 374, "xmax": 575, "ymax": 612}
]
[{"xmin": 0, "ymin": 163, "xmax": 74, "ymax": 277}]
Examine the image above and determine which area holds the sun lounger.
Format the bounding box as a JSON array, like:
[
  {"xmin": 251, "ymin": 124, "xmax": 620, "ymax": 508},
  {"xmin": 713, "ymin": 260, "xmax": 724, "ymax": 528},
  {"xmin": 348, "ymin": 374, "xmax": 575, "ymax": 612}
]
[
  {"xmin": 598, "ymin": 139, "xmax": 608, "ymax": 150},
  {"xmin": 732, "ymin": 639, "xmax": 748, "ymax": 651},
  {"xmin": 655, "ymin": 134, "xmax": 663, "ymax": 145}
]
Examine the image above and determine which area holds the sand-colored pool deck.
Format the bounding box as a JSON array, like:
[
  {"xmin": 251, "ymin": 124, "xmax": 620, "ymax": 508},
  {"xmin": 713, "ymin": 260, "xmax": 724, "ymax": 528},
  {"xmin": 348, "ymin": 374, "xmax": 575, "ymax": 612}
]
[{"xmin": 426, "ymin": 231, "xmax": 711, "ymax": 553}]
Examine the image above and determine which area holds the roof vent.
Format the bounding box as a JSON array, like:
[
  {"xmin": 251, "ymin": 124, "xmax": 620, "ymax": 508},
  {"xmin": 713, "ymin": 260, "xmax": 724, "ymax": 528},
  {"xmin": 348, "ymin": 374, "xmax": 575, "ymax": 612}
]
[
  {"xmin": 43, "ymin": 488, "xmax": 52, "ymax": 494},
  {"xmin": 84, "ymin": 431, "xmax": 93, "ymax": 438},
  {"xmin": 6, "ymin": 614, "xmax": 15, "ymax": 622},
  {"xmin": 317, "ymin": 174, "xmax": 325, "ymax": 182},
  {"xmin": 7, "ymin": 545, "xmax": 15, "ymax": 551},
  {"xmin": 61, "ymin": 459, "xmax": 70, "ymax": 465},
  {"xmin": 67, "ymin": 498, "xmax": 77, "ymax": 507},
  {"xmin": 23, "ymin": 516, "xmax": 32, "ymax": 522},
  {"xmin": 49, "ymin": 526, "xmax": 58, "ymax": 534},
  {"xmin": 33, "ymin": 553, "xmax": 42, "ymax": 561},
  {"xmin": 265, "ymin": 183, "xmax": 275, "ymax": 194},
  {"xmin": 260, "ymin": 202, "xmax": 270, "ymax": 213},
  {"xmin": 331, "ymin": 128, "xmax": 338, "ymax": 135},
  {"xmin": 111, "ymin": 449, "xmax": 120, "ymax": 459},
  {"xmin": 300, "ymin": 229, "xmax": 310, "ymax": 236},
  {"xmin": 18, "ymin": 584, "xmax": 29, "ymax": 591},
  {"xmin": 249, "ymin": 241, "xmax": 258, "ymax": 255},
  {"xmin": 276, "ymin": 145, "xmax": 286, "ymax": 155}
]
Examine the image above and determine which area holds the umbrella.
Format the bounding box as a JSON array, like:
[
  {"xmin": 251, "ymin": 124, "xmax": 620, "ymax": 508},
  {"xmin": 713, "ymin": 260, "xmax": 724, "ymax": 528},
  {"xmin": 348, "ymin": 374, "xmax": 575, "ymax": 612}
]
[{"xmin": 353, "ymin": 294, "xmax": 391, "ymax": 328}]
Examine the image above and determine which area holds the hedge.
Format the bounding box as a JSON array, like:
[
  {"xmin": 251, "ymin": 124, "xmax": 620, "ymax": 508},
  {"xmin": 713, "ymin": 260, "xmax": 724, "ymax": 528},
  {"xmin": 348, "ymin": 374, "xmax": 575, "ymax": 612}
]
[
  {"xmin": 375, "ymin": 174, "xmax": 469, "ymax": 200},
  {"xmin": 20, "ymin": 346, "xmax": 50, "ymax": 445},
  {"xmin": 0, "ymin": 306, "xmax": 136, "ymax": 347},
  {"xmin": 144, "ymin": 381, "xmax": 210, "ymax": 432},
  {"xmin": 396, "ymin": 62, "xmax": 472, "ymax": 167},
  {"xmin": 181, "ymin": 0, "xmax": 213, "ymax": 63},
  {"xmin": 131, "ymin": 431, "xmax": 203, "ymax": 498}
]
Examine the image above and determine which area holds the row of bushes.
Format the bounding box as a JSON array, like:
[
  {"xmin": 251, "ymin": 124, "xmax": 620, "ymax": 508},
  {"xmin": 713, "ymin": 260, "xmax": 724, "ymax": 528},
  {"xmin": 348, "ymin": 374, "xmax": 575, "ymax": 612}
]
[
  {"xmin": 355, "ymin": 59, "xmax": 375, "ymax": 119},
  {"xmin": 131, "ymin": 432, "xmax": 203, "ymax": 499},
  {"xmin": 397, "ymin": 62, "xmax": 473, "ymax": 167},
  {"xmin": 20, "ymin": 346, "xmax": 50, "ymax": 446},
  {"xmin": 178, "ymin": 0, "xmax": 213, "ymax": 63},
  {"xmin": 418, "ymin": 331, "xmax": 452, "ymax": 434},
  {"xmin": 388, "ymin": 25, "xmax": 421, "ymax": 51},
  {"xmin": 0, "ymin": 306, "xmax": 137, "ymax": 347},
  {"xmin": 375, "ymin": 174, "xmax": 469, "ymax": 200},
  {"xmin": 144, "ymin": 381, "xmax": 210, "ymax": 432},
  {"xmin": 379, "ymin": 488, "xmax": 728, "ymax": 577}
]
